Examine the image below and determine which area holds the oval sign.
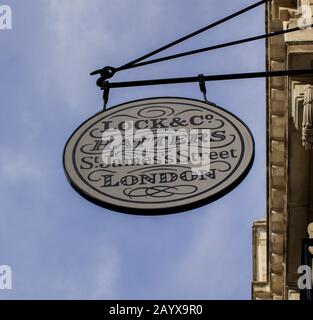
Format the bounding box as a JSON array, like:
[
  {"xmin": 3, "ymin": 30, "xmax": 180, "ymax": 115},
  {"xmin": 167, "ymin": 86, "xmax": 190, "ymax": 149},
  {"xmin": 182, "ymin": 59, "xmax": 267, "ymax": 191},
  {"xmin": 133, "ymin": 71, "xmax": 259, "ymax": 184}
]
[{"xmin": 63, "ymin": 97, "xmax": 254, "ymax": 215}]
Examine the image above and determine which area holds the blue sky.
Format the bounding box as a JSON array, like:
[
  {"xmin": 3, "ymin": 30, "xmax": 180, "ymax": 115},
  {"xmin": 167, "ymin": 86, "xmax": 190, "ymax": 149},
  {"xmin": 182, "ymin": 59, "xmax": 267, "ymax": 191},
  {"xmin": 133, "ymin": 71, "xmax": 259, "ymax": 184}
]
[{"xmin": 0, "ymin": 0, "xmax": 266, "ymax": 299}]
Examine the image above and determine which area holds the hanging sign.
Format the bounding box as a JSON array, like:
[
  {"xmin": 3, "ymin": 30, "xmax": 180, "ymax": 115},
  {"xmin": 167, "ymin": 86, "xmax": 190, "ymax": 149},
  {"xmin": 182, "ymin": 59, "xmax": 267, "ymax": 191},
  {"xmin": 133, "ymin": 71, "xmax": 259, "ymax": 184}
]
[{"xmin": 63, "ymin": 97, "xmax": 254, "ymax": 214}]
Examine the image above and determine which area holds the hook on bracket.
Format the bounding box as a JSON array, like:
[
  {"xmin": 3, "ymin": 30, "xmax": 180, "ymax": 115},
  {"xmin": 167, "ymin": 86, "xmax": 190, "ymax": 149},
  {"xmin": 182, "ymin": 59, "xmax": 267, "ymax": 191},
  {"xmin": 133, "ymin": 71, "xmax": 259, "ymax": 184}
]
[
  {"xmin": 101, "ymin": 81, "xmax": 110, "ymax": 110},
  {"xmin": 91, "ymin": 66, "xmax": 116, "ymax": 81},
  {"xmin": 198, "ymin": 74, "xmax": 208, "ymax": 102}
]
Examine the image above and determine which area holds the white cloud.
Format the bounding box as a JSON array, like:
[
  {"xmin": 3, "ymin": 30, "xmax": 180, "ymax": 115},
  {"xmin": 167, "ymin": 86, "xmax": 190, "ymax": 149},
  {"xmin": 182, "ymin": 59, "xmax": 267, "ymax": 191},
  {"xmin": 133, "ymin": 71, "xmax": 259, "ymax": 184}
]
[
  {"xmin": 40, "ymin": 0, "xmax": 170, "ymax": 112},
  {"xmin": 52, "ymin": 245, "xmax": 121, "ymax": 299},
  {"xmin": 160, "ymin": 203, "xmax": 253, "ymax": 299},
  {"xmin": 0, "ymin": 154, "xmax": 44, "ymax": 182}
]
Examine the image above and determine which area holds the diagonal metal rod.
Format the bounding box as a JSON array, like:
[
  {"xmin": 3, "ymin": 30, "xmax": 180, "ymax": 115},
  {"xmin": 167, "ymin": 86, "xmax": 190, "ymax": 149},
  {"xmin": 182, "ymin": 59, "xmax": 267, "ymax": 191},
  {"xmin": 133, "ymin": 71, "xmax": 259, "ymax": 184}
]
[
  {"xmin": 90, "ymin": 0, "xmax": 271, "ymax": 76},
  {"xmin": 108, "ymin": 69, "xmax": 313, "ymax": 88},
  {"xmin": 118, "ymin": 24, "xmax": 313, "ymax": 71},
  {"xmin": 118, "ymin": 0, "xmax": 270, "ymax": 70}
]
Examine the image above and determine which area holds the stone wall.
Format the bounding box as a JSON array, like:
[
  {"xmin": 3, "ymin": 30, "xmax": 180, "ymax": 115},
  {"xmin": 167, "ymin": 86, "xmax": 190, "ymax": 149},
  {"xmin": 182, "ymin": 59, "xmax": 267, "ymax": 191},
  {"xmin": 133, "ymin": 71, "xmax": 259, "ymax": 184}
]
[{"xmin": 252, "ymin": 0, "xmax": 313, "ymax": 300}]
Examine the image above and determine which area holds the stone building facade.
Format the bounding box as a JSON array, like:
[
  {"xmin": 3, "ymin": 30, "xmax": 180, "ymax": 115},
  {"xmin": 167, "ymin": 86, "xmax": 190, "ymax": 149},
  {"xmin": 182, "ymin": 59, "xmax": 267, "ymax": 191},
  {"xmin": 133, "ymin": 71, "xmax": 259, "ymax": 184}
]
[{"xmin": 252, "ymin": 0, "xmax": 313, "ymax": 300}]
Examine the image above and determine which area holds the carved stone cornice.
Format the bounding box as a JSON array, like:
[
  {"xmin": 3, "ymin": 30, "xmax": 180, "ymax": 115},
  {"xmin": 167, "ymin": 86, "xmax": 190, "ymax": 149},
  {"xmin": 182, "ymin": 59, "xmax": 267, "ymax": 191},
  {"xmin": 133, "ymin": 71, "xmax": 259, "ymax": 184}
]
[
  {"xmin": 303, "ymin": 86, "xmax": 313, "ymax": 150},
  {"xmin": 308, "ymin": 223, "xmax": 313, "ymax": 254},
  {"xmin": 291, "ymin": 83, "xmax": 313, "ymax": 150}
]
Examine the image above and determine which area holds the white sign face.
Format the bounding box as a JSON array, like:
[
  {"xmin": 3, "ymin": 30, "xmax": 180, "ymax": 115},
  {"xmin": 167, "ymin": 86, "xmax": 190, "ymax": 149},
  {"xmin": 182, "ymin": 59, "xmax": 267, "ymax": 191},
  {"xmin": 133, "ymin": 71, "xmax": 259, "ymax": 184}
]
[{"xmin": 63, "ymin": 97, "xmax": 254, "ymax": 215}]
